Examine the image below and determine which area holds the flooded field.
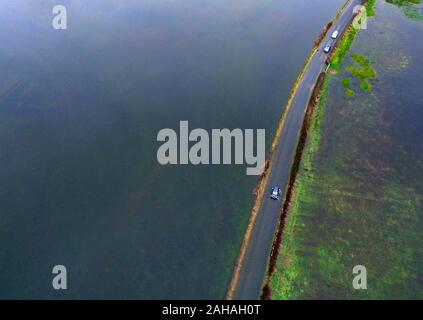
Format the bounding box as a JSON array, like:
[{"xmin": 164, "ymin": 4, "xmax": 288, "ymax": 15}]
[
  {"xmin": 270, "ymin": 0, "xmax": 423, "ymax": 299},
  {"xmin": 0, "ymin": 0, "xmax": 347, "ymax": 298}
]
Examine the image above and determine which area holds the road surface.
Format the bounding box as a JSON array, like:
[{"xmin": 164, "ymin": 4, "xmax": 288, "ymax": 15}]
[{"xmin": 232, "ymin": 0, "xmax": 363, "ymax": 300}]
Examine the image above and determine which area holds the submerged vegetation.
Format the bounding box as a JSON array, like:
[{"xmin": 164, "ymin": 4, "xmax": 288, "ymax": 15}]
[
  {"xmin": 341, "ymin": 78, "xmax": 351, "ymax": 87},
  {"xmin": 386, "ymin": 0, "xmax": 423, "ymax": 20},
  {"xmin": 346, "ymin": 54, "xmax": 376, "ymax": 91},
  {"xmin": 270, "ymin": 0, "xmax": 423, "ymax": 299},
  {"xmin": 329, "ymin": 6, "xmax": 377, "ymax": 95},
  {"xmin": 345, "ymin": 88, "xmax": 356, "ymax": 96},
  {"xmin": 386, "ymin": 0, "xmax": 420, "ymax": 3}
]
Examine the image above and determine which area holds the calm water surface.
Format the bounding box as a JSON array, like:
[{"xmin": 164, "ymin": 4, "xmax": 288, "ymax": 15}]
[{"xmin": 0, "ymin": 0, "xmax": 345, "ymax": 298}]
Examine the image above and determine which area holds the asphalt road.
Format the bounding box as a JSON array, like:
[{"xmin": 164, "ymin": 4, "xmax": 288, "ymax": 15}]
[{"xmin": 232, "ymin": 0, "xmax": 363, "ymax": 300}]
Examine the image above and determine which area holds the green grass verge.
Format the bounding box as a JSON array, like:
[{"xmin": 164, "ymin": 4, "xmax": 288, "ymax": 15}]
[{"xmin": 367, "ymin": 0, "xmax": 378, "ymax": 16}]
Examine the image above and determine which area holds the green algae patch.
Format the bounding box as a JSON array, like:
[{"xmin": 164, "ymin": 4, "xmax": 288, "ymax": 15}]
[
  {"xmin": 360, "ymin": 81, "xmax": 372, "ymax": 90},
  {"xmin": 386, "ymin": 0, "xmax": 423, "ymax": 21},
  {"xmin": 403, "ymin": 6, "xmax": 423, "ymax": 20},
  {"xmin": 345, "ymin": 54, "xmax": 376, "ymax": 91},
  {"xmin": 345, "ymin": 88, "xmax": 356, "ymax": 95},
  {"xmin": 348, "ymin": 55, "xmax": 376, "ymax": 79},
  {"xmin": 341, "ymin": 78, "xmax": 351, "ymax": 87},
  {"xmin": 386, "ymin": 0, "xmax": 421, "ymax": 6},
  {"xmin": 385, "ymin": 0, "xmax": 421, "ymax": 7}
]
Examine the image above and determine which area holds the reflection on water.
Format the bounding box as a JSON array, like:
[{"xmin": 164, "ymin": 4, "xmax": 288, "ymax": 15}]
[{"xmin": 0, "ymin": 0, "xmax": 345, "ymax": 298}]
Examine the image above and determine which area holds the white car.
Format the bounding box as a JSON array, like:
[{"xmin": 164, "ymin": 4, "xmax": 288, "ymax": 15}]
[
  {"xmin": 270, "ymin": 186, "xmax": 282, "ymax": 200},
  {"xmin": 331, "ymin": 30, "xmax": 339, "ymax": 39},
  {"xmin": 323, "ymin": 42, "xmax": 332, "ymax": 53}
]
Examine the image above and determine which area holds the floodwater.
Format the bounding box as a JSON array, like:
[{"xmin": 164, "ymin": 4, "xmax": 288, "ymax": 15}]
[
  {"xmin": 271, "ymin": 0, "xmax": 423, "ymax": 299},
  {"xmin": 0, "ymin": 0, "xmax": 346, "ymax": 298}
]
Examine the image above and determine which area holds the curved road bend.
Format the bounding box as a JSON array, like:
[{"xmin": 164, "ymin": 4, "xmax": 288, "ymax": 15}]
[{"xmin": 232, "ymin": 0, "xmax": 363, "ymax": 300}]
